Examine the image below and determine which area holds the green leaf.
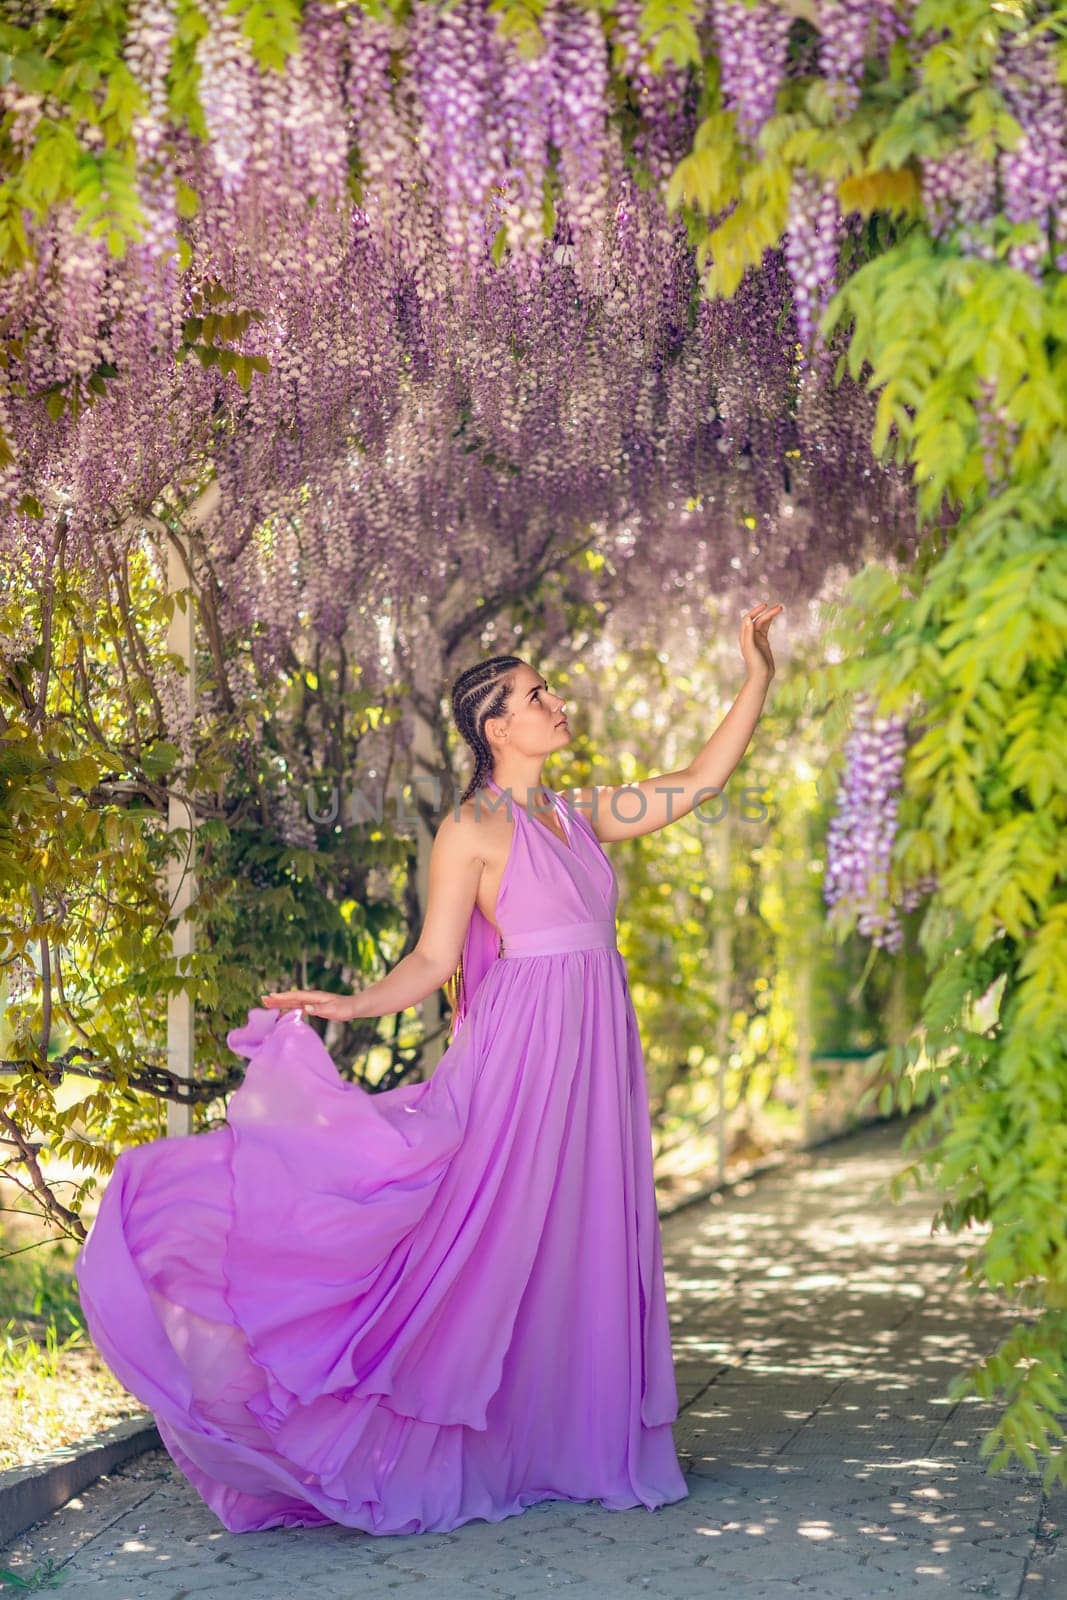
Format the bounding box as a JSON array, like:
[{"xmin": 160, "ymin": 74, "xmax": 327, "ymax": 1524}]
[
  {"xmin": 175, "ymin": 179, "xmax": 200, "ymax": 219},
  {"xmin": 141, "ymin": 742, "xmax": 181, "ymax": 778}
]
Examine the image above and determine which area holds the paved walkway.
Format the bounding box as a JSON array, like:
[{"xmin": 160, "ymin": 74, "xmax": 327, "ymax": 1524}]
[{"xmin": 3, "ymin": 1118, "xmax": 1065, "ymax": 1597}]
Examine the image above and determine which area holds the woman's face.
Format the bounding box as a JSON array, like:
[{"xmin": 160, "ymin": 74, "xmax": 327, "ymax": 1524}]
[{"xmin": 498, "ymin": 663, "xmax": 570, "ymax": 753}]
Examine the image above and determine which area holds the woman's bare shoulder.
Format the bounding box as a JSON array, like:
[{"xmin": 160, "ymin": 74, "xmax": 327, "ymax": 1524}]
[{"xmin": 435, "ymin": 791, "xmax": 504, "ymax": 867}]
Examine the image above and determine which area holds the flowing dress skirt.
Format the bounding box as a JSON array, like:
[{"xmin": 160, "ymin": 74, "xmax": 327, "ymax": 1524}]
[{"xmin": 76, "ymin": 968, "xmax": 688, "ymax": 1534}]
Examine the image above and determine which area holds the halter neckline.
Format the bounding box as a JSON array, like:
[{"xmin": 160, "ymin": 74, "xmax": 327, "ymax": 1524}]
[{"xmin": 485, "ymin": 775, "xmax": 573, "ymax": 855}]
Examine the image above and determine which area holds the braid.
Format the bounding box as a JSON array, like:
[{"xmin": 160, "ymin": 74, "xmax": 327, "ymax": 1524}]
[
  {"xmin": 449, "ymin": 653, "xmax": 525, "ymax": 805},
  {"xmin": 442, "ymin": 654, "xmax": 525, "ymax": 1039}
]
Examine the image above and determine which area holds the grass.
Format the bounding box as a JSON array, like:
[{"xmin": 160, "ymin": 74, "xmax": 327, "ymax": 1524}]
[
  {"xmin": 0, "ymin": 1208, "xmax": 146, "ymax": 1473},
  {"xmin": 0, "ymin": 1557, "xmax": 66, "ymax": 1591}
]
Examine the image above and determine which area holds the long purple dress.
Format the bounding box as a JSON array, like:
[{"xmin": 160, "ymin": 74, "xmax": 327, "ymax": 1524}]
[{"xmin": 74, "ymin": 777, "xmax": 689, "ymax": 1535}]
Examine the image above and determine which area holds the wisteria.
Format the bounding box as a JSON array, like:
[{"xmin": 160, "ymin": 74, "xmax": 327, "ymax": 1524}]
[
  {"xmin": 784, "ymin": 173, "xmax": 843, "ymax": 355},
  {"xmin": 412, "ymin": 1, "xmax": 500, "ymax": 272},
  {"xmin": 4, "ymin": 9, "xmax": 1064, "ymax": 1493},
  {"xmin": 548, "ymin": 2, "xmax": 613, "ymax": 289},
  {"xmin": 922, "ymin": 25, "xmax": 1067, "ymax": 275},
  {"xmin": 993, "ymin": 26, "xmax": 1067, "ymax": 277},
  {"xmin": 809, "ymin": 0, "xmax": 911, "ymax": 116},
  {"xmin": 921, "ymin": 145, "xmax": 998, "ymax": 259},
  {"xmin": 0, "ymin": 0, "xmax": 919, "ymax": 689},
  {"xmin": 708, "ymin": 0, "xmax": 791, "ymax": 144},
  {"xmin": 6, "ymin": 0, "xmax": 1019, "ymax": 968},
  {"xmin": 815, "ymin": 0, "xmax": 874, "ymax": 115},
  {"xmin": 124, "ymin": 0, "xmax": 176, "ymax": 162},
  {"xmin": 496, "ymin": 23, "xmax": 554, "ymax": 275},
  {"xmin": 611, "ymin": 0, "xmax": 695, "ymax": 191},
  {"xmin": 824, "ymin": 695, "xmax": 937, "ymax": 953},
  {"xmin": 196, "ymin": 0, "xmax": 259, "ymax": 196}
]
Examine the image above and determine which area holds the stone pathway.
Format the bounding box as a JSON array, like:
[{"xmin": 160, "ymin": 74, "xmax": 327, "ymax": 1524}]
[{"xmin": 3, "ymin": 1118, "xmax": 1064, "ymax": 1597}]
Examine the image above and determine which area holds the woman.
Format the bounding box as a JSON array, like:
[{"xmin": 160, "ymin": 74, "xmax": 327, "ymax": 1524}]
[{"xmin": 75, "ymin": 601, "xmax": 781, "ymax": 1537}]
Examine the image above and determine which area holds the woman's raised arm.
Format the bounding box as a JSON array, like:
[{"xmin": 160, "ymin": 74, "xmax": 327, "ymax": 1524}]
[{"xmin": 560, "ymin": 600, "xmax": 783, "ymax": 845}]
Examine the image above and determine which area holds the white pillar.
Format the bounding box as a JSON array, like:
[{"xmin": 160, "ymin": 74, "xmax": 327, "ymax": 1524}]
[
  {"xmin": 166, "ymin": 534, "xmax": 195, "ymax": 1137},
  {"xmin": 714, "ymin": 799, "xmax": 732, "ymax": 1187}
]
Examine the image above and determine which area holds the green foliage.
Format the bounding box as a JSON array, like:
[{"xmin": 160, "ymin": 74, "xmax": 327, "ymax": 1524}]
[
  {"xmin": 0, "ymin": 531, "xmax": 426, "ymax": 1239},
  {"xmin": 829, "ymin": 246, "xmax": 1067, "ymax": 519},
  {"xmin": 0, "ymin": 1212, "xmax": 144, "ymax": 1475},
  {"xmin": 645, "ymin": 0, "xmax": 1067, "ymax": 1484},
  {"xmin": 0, "ymin": 1228, "xmax": 84, "ymax": 1330},
  {"xmin": 229, "ymin": 0, "xmax": 303, "ymax": 71},
  {"xmin": 630, "ymin": 0, "xmax": 703, "ymax": 71},
  {"xmin": 1, "ymin": 544, "xmax": 196, "ymax": 1196},
  {"xmin": 176, "ymin": 278, "xmax": 272, "ymax": 390},
  {"xmin": 0, "ymin": 0, "xmax": 306, "ymax": 272},
  {"xmin": 0, "ymin": 1560, "xmax": 65, "ymax": 1592},
  {"xmin": 489, "ymin": 0, "xmax": 549, "ymax": 59},
  {"xmin": 0, "ymin": 2, "xmax": 145, "ymax": 268},
  {"xmin": 789, "ymin": 505, "xmax": 1067, "ymax": 1488}
]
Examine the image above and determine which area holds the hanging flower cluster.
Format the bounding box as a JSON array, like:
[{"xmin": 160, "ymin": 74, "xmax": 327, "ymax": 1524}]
[
  {"xmin": 784, "ymin": 172, "xmax": 843, "ymax": 356},
  {"xmin": 611, "ymin": 0, "xmax": 696, "ymax": 191},
  {"xmin": 923, "ymin": 23, "xmax": 1066, "ymax": 275},
  {"xmin": 993, "ymin": 26, "xmax": 1067, "ymax": 277},
  {"xmin": 709, "ymin": 0, "xmax": 791, "ymax": 144},
  {"xmin": 823, "ymin": 695, "xmax": 937, "ymax": 953},
  {"xmin": 813, "ymin": 0, "xmax": 906, "ymax": 115}
]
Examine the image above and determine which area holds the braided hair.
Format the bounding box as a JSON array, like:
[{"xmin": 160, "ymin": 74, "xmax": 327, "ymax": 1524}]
[
  {"xmin": 442, "ymin": 653, "xmax": 525, "ymax": 1036},
  {"xmin": 450, "ymin": 653, "xmax": 526, "ymax": 805}
]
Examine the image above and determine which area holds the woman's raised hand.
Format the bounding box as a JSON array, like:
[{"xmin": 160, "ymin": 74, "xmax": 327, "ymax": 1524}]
[
  {"xmin": 740, "ymin": 601, "xmax": 783, "ymax": 682},
  {"xmin": 260, "ymin": 989, "xmax": 362, "ymax": 1021}
]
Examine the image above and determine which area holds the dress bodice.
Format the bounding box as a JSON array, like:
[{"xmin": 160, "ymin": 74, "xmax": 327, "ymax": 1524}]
[
  {"xmin": 486, "ymin": 777, "xmax": 618, "ymax": 944},
  {"xmin": 451, "ymin": 777, "xmax": 619, "ymax": 1036}
]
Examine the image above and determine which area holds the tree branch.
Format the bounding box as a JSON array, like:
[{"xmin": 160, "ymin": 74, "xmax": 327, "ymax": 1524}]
[{"xmin": 0, "ymin": 1109, "xmax": 86, "ymax": 1240}]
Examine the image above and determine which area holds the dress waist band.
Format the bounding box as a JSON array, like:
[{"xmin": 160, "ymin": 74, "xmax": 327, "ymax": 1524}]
[{"xmin": 499, "ymin": 920, "xmax": 618, "ymax": 959}]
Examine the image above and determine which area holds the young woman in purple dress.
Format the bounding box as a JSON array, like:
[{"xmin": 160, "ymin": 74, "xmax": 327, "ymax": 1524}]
[{"xmin": 75, "ymin": 601, "xmax": 781, "ymax": 1536}]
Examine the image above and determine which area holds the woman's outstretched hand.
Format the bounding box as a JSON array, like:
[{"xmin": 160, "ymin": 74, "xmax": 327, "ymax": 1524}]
[
  {"xmin": 260, "ymin": 989, "xmax": 363, "ymax": 1021},
  {"xmin": 740, "ymin": 601, "xmax": 783, "ymax": 682}
]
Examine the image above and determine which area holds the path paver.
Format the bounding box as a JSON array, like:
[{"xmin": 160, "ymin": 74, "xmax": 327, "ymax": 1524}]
[{"xmin": 3, "ymin": 1118, "xmax": 1064, "ymax": 1597}]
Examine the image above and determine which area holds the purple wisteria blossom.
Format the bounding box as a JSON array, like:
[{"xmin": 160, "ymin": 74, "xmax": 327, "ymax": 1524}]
[
  {"xmin": 784, "ymin": 173, "xmax": 842, "ymax": 355},
  {"xmin": 824, "ymin": 695, "xmax": 936, "ymax": 952},
  {"xmin": 708, "ymin": 0, "xmax": 791, "ymax": 144},
  {"xmin": 1, "ymin": 0, "xmax": 919, "ymax": 686},
  {"xmin": 994, "ymin": 28, "xmax": 1067, "ymax": 277}
]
